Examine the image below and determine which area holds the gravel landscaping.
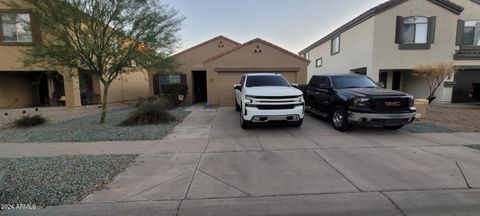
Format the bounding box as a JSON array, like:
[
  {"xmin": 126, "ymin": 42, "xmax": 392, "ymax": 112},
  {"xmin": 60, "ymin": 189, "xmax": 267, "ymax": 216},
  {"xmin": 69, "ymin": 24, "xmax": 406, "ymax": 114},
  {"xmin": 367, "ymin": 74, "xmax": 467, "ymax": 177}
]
[
  {"xmin": 0, "ymin": 155, "xmax": 137, "ymax": 206},
  {"xmin": 0, "ymin": 106, "xmax": 190, "ymax": 143},
  {"xmin": 401, "ymin": 122, "xmax": 455, "ymax": 133},
  {"xmin": 0, "ymin": 103, "xmax": 129, "ymax": 129},
  {"xmin": 423, "ymin": 103, "xmax": 480, "ymax": 132}
]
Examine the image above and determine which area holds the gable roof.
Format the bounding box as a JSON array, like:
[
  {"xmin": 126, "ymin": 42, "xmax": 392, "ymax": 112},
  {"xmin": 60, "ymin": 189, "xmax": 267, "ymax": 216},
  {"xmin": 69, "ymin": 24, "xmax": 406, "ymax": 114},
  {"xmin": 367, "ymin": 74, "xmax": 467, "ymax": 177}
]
[
  {"xmin": 298, "ymin": 0, "xmax": 464, "ymax": 55},
  {"xmin": 204, "ymin": 38, "xmax": 310, "ymax": 63},
  {"xmin": 172, "ymin": 35, "xmax": 241, "ymax": 57}
]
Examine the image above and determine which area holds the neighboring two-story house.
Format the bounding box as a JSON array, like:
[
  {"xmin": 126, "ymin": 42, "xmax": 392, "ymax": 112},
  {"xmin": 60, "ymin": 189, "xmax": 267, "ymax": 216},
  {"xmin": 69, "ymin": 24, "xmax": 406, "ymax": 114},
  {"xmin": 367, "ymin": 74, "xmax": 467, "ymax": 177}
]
[
  {"xmin": 0, "ymin": 0, "xmax": 152, "ymax": 109},
  {"xmin": 299, "ymin": 0, "xmax": 480, "ymax": 103}
]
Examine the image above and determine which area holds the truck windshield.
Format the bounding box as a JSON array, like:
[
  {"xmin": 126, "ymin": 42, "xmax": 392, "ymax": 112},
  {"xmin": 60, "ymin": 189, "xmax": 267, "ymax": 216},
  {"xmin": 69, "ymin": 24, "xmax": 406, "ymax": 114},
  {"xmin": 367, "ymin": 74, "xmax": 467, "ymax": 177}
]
[
  {"xmin": 332, "ymin": 76, "xmax": 378, "ymax": 89},
  {"xmin": 245, "ymin": 75, "xmax": 290, "ymax": 87}
]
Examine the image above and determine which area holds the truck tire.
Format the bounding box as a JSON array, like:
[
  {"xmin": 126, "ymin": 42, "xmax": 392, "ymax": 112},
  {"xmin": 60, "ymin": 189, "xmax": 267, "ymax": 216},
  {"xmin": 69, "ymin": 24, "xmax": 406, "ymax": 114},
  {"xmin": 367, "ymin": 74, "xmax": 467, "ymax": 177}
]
[
  {"xmin": 291, "ymin": 119, "xmax": 303, "ymax": 127},
  {"xmin": 240, "ymin": 108, "xmax": 250, "ymax": 129},
  {"xmin": 235, "ymin": 101, "xmax": 240, "ymax": 112},
  {"xmin": 332, "ymin": 106, "xmax": 349, "ymax": 131},
  {"xmin": 384, "ymin": 125, "xmax": 404, "ymax": 130}
]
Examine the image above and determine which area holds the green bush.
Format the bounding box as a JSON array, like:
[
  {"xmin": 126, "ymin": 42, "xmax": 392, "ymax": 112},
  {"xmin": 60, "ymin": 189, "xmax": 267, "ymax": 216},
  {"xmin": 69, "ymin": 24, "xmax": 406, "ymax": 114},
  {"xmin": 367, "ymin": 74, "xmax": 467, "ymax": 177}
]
[
  {"xmin": 14, "ymin": 115, "xmax": 47, "ymax": 128},
  {"xmin": 161, "ymin": 83, "xmax": 188, "ymax": 105},
  {"xmin": 121, "ymin": 98, "xmax": 175, "ymax": 126}
]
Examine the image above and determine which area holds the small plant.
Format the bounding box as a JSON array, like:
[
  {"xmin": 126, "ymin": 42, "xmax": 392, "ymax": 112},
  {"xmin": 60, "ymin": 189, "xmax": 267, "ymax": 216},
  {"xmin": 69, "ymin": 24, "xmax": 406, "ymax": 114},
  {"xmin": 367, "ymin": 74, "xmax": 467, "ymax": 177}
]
[
  {"xmin": 121, "ymin": 98, "xmax": 175, "ymax": 126},
  {"xmin": 413, "ymin": 62, "xmax": 457, "ymax": 103},
  {"xmin": 14, "ymin": 115, "xmax": 47, "ymax": 128}
]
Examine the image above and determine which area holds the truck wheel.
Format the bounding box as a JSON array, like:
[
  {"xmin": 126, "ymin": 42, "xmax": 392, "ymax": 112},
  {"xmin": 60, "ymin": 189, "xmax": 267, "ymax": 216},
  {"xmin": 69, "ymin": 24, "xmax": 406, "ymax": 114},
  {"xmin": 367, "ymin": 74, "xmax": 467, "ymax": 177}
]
[
  {"xmin": 235, "ymin": 101, "xmax": 240, "ymax": 112},
  {"xmin": 384, "ymin": 125, "xmax": 404, "ymax": 130},
  {"xmin": 291, "ymin": 119, "xmax": 303, "ymax": 127},
  {"xmin": 240, "ymin": 109, "xmax": 249, "ymax": 129},
  {"xmin": 332, "ymin": 106, "xmax": 349, "ymax": 131}
]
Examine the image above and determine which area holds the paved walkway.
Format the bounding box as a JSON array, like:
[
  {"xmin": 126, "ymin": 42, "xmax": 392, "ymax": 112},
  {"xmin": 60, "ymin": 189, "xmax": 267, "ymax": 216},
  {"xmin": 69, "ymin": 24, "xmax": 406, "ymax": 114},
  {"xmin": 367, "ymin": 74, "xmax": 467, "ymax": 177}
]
[{"xmin": 4, "ymin": 107, "xmax": 480, "ymax": 215}]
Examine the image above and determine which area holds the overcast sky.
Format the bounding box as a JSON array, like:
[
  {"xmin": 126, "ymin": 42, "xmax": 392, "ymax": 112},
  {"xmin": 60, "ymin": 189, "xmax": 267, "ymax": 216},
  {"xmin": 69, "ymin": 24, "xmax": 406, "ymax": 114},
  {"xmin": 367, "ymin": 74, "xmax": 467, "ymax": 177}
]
[{"xmin": 162, "ymin": 0, "xmax": 388, "ymax": 54}]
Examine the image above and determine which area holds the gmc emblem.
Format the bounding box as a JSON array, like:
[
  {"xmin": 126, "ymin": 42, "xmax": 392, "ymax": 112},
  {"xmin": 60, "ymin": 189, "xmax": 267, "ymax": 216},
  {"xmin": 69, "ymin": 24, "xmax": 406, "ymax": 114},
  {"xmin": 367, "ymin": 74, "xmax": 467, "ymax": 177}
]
[{"xmin": 385, "ymin": 101, "xmax": 401, "ymax": 107}]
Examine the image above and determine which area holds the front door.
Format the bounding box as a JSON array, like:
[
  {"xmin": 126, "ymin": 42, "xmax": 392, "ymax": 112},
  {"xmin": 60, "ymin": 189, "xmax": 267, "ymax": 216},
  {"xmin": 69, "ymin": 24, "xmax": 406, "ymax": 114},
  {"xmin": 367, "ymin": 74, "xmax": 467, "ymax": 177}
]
[
  {"xmin": 192, "ymin": 71, "xmax": 207, "ymax": 103},
  {"xmin": 392, "ymin": 71, "xmax": 401, "ymax": 90}
]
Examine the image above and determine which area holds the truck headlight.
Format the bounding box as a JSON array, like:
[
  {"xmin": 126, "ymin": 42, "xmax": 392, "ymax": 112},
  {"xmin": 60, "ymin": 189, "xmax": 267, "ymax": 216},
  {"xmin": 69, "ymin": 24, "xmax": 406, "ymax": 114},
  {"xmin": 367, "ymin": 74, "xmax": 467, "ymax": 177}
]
[
  {"xmin": 408, "ymin": 96, "xmax": 415, "ymax": 107},
  {"xmin": 299, "ymin": 97, "xmax": 304, "ymax": 103},
  {"xmin": 351, "ymin": 97, "xmax": 370, "ymax": 106}
]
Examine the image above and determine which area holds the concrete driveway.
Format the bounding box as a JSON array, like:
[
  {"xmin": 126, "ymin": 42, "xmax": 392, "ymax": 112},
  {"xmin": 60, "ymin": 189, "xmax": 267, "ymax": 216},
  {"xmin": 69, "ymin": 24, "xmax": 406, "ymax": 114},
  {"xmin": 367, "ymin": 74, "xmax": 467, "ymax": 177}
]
[{"xmin": 13, "ymin": 107, "xmax": 480, "ymax": 216}]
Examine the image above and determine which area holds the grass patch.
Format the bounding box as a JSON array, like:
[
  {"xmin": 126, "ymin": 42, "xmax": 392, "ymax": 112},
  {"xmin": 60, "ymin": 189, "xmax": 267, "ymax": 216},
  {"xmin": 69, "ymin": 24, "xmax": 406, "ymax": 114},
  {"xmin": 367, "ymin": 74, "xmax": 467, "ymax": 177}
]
[
  {"xmin": 14, "ymin": 115, "xmax": 47, "ymax": 128},
  {"xmin": 466, "ymin": 145, "xmax": 480, "ymax": 150},
  {"xmin": 401, "ymin": 122, "xmax": 455, "ymax": 133},
  {"xmin": 0, "ymin": 155, "xmax": 137, "ymax": 206},
  {"xmin": 0, "ymin": 106, "xmax": 190, "ymax": 143}
]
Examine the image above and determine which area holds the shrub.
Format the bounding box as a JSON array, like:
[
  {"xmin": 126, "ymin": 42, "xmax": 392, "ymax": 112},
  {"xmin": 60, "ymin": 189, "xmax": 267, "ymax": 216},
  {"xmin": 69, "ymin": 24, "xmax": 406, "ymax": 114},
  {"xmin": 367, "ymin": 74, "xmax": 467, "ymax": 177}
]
[
  {"xmin": 14, "ymin": 115, "xmax": 47, "ymax": 128},
  {"xmin": 121, "ymin": 98, "xmax": 175, "ymax": 126},
  {"xmin": 161, "ymin": 83, "xmax": 188, "ymax": 105},
  {"xmin": 135, "ymin": 96, "xmax": 159, "ymax": 108}
]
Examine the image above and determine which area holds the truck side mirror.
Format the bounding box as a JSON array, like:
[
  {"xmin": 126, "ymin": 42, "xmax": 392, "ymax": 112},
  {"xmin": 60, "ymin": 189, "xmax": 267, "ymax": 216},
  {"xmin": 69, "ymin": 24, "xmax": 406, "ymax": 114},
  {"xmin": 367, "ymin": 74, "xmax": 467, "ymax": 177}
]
[
  {"xmin": 376, "ymin": 82, "xmax": 385, "ymax": 88},
  {"xmin": 233, "ymin": 84, "xmax": 242, "ymax": 91},
  {"xmin": 291, "ymin": 83, "xmax": 299, "ymax": 88}
]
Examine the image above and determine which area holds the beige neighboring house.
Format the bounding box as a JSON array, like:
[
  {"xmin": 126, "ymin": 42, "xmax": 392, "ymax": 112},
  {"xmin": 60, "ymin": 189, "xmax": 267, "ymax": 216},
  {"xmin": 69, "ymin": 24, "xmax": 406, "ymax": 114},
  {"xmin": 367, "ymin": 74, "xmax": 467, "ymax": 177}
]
[
  {"xmin": 299, "ymin": 0, "xmax": 480, "ymax": 103},
  {"xmin": 0, "ymin": 1, "xmax": 151, "ymax": 109},
  {"xmin": 154, "ymin": 35, "xmax": 309, "ymax": 106}
]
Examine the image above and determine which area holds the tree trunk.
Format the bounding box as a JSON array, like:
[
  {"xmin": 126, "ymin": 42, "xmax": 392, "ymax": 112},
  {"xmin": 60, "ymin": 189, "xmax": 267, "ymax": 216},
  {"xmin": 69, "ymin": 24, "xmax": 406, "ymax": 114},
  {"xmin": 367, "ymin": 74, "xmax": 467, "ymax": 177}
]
[{"xmin": 100, "ymin": 84, "xmax": 110, "ymax": 123}]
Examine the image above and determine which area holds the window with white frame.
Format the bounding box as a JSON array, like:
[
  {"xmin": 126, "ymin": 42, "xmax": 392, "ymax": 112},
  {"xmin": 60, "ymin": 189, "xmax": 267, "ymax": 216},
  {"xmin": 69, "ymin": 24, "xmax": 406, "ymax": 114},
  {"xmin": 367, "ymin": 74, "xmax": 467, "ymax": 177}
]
[
  {"xmin": 331, "ymin": 36, "xmax": 340, "ymax": 55},
  {"xmin": 0, "ymin": 13, "xmax": 32, "ymax": 43},
  {"xmin": 463, "ymin": 20, "xmax": 480, "ymax": 45},
  {"xmin": 402, "ymin": 16, "xmax": 428, "ymax": 44},
  {"xmin": 159, "ymin": 74, "xmax": 181, "ymax": 84},
  {"xmin": 315, "ymin": 58, "xmax": 322, "ymax": 67}
]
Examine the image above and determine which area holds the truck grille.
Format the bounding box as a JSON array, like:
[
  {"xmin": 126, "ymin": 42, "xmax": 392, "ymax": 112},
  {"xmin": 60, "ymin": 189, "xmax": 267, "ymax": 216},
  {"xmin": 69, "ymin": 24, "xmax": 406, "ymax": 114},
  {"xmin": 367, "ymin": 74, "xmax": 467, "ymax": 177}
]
[
  {"xmin": 256, "ymin": 104, "xmax": 296, "ymax": 110},
  {"xmin": 250, "ymin": 95, "xmax": 300, "ymax": 99},
  {"xmin": 371, "ymin": 98, "xmax": 409, "ymax": 112}
]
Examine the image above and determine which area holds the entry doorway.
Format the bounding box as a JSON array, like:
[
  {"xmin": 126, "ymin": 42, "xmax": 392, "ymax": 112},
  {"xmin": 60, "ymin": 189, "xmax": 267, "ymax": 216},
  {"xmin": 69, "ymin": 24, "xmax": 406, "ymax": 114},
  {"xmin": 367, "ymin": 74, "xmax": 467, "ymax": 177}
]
[
  {"xmin": 392, "ymin": 71, "xmax": 401, "ymax": 90},
  {"xmin": 79, "ymin": 69, "xmax": 101, "ymax": 105},
  {"xmin": 192, "ymin": 71, "xmax": 207, "ymax": 103}
]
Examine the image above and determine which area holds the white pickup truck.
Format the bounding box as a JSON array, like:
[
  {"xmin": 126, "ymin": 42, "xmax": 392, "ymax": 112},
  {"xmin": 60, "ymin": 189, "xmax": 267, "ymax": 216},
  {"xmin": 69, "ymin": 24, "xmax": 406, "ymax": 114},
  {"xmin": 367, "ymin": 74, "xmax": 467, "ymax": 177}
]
[{"xmin": 233, "ymin": 73, "xmax": 305, "ymax": 129}]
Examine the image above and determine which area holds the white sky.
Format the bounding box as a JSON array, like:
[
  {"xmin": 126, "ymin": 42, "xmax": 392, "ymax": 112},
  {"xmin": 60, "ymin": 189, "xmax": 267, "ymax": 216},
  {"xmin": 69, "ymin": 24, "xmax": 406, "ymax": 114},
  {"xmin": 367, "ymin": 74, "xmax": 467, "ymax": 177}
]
[{"xmin": 162, "ymin": 0, "xmax": 388, "ymax": 53}]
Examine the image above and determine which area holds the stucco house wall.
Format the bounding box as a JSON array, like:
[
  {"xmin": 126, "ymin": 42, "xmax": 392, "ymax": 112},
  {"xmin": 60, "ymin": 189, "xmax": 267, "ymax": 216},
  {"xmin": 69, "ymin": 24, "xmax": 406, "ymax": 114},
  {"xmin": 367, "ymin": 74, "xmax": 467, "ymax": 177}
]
[
  {"xmin": 205, "ymin": 39, "xmax": 309, "ymax": 106},
  {"xmin": 106, "ymin": 69, "xmax": 151, "ymax": 103},
  {"xmin": 306, "ymin": 17, "xmax": 375, "ymax": 80},
  {"xmin": 169, "ymin": 36, "xmax": 309, "ymax": 106},
  {"xmin": 171, "ymin": 36, "xmax": 240, "ymax": 104}
]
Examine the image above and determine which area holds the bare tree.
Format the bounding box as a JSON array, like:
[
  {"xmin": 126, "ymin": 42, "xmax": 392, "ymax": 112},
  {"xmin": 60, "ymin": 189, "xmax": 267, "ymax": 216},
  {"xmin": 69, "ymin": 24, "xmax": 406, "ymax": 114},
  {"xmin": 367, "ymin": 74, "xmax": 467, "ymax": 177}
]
[
  {"xmin": 11, "ymin": 0, "xmax": 183, "ymax": 123},
  {"xmin": 413, "ymin": 62, "xmax": 457, "ymax": 103}
]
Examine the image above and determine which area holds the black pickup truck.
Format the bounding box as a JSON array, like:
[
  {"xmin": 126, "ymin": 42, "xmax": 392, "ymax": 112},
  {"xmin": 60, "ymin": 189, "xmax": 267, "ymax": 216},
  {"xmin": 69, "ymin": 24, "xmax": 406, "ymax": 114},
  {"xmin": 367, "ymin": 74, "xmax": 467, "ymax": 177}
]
[{"xmin": 299, "ymin": 74, "xmax": 416, "ymax": 131}]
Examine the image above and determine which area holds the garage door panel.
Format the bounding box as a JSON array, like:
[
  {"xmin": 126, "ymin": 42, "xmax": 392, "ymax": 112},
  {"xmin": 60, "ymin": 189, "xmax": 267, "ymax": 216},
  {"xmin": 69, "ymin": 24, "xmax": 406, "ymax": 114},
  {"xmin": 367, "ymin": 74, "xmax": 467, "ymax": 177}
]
[
  {"xmin": 217, "ymin": 72, "xmax": 297, "ymax": 107},
  {"xmin": 452, "ymin": 70, "xmax": 480, "ymax": 103}
]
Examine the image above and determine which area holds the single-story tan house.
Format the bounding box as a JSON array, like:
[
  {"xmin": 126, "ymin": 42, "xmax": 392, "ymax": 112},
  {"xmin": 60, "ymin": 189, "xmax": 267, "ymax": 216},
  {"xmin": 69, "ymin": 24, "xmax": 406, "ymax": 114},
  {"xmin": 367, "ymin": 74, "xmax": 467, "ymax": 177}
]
[{"xmin": 153, "ymin": 36, "xmax": 309, "ymax": 106}]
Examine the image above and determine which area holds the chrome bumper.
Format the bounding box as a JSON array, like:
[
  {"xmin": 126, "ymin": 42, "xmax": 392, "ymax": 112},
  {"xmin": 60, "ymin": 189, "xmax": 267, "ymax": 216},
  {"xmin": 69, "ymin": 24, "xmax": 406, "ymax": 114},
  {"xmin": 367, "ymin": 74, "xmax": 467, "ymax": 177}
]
[
  {"xmin": 250, "ymin": 114, "xmax": 301, "ymax": 123},
  {"xmin": 348, "ymin": 112, "xmax": 416, "ymax": 122}
]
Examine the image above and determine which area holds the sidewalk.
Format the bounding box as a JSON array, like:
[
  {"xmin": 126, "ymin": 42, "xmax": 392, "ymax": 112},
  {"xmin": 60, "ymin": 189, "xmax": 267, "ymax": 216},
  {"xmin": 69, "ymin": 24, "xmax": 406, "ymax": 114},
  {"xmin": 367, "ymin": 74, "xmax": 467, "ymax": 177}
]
[{"xmin": 3, "ymin": 107, "xmax": 480, "ymax": 215}]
